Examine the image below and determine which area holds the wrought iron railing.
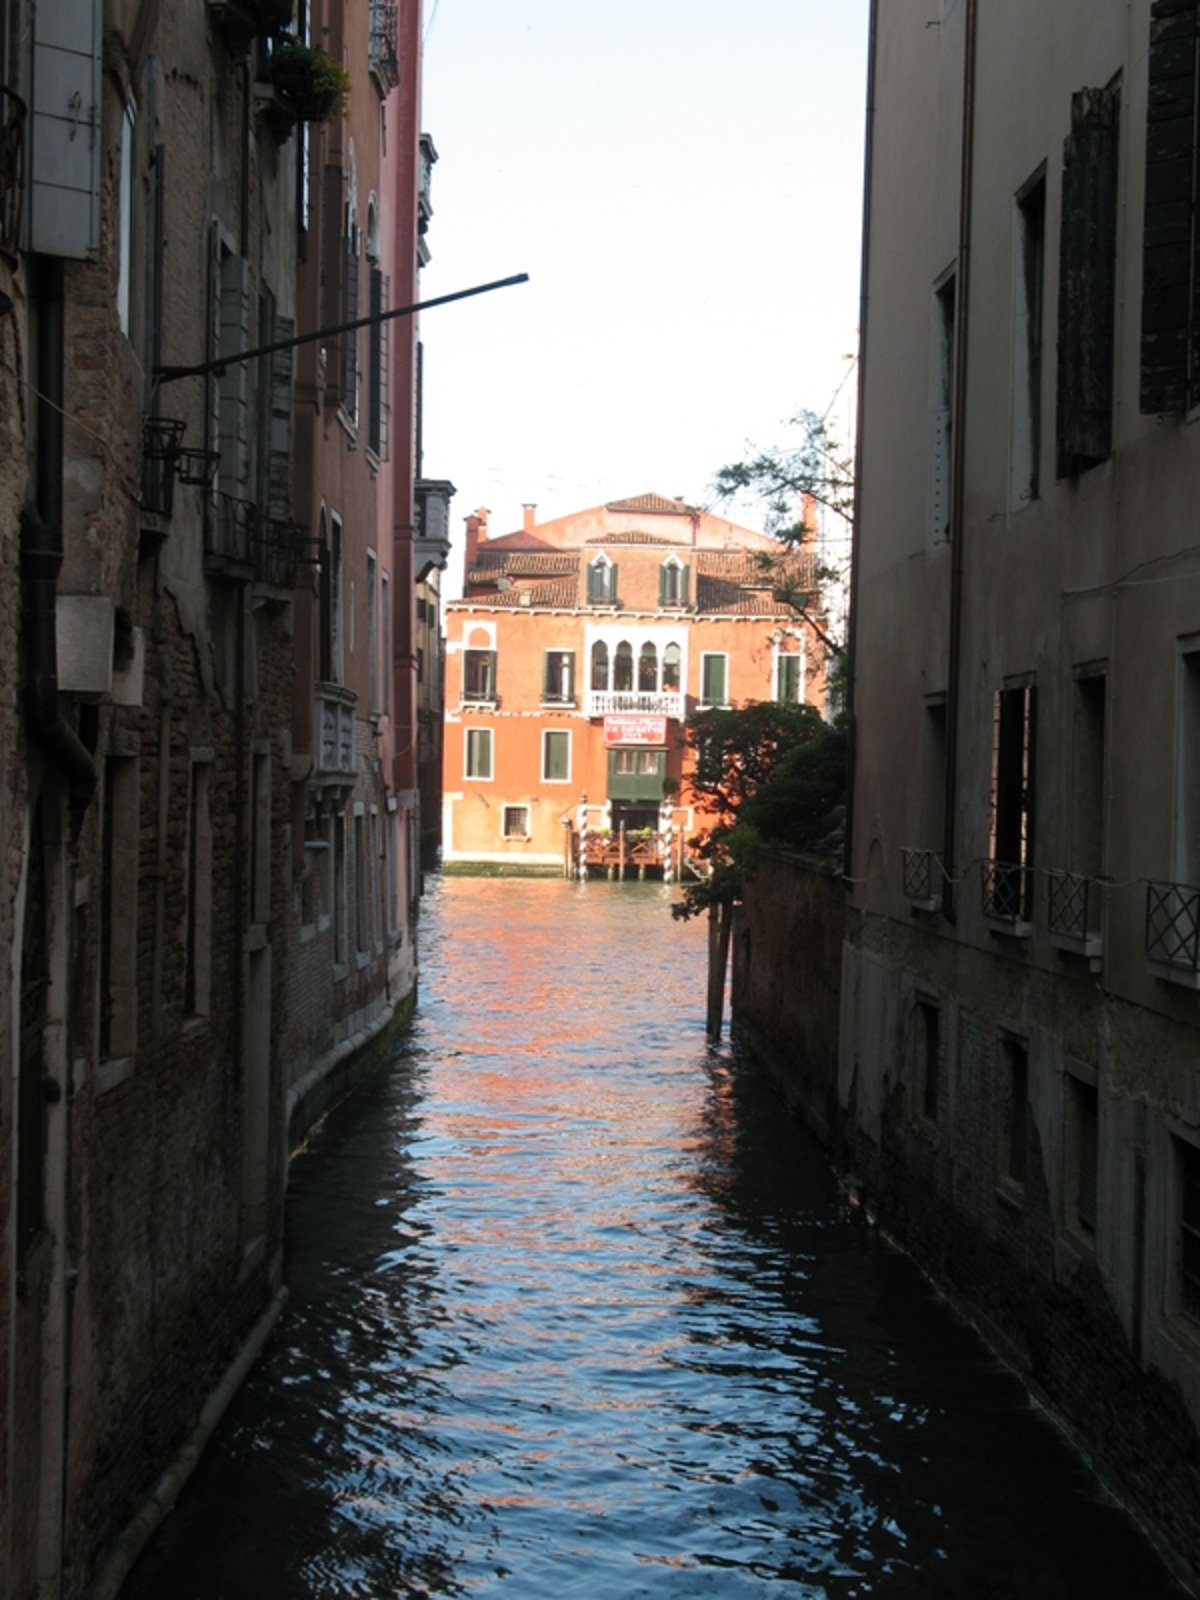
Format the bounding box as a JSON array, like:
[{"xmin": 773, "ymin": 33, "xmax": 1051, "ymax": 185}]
[
  {"xmin": 254, "ymin": 513, "xmax": 300, "ymax": 588},
  {"xmin": 981, "ymin": 859, "xmax": 1033, "ymax": 924},
  {"xmin": 1046, "ymin": 869, "xmax": 1095, "ymax": 944},
  {"xmin": 369, "ymin": 0, "xmax": 400, "ymax": 89},
  {"xmin": 901, "ymin": 847, "xmax": 942, "ymax": 907},
  {"xmin": 0, "ymin": 85, "xmax": 26, "ymax": 257},
  {"xmin": 141, "ymin": 417, "xmax": 187, "ymax": 519},
  {"xmin": 1145, "ymin": 880, "xmax": 1200, "ymax": 973}
]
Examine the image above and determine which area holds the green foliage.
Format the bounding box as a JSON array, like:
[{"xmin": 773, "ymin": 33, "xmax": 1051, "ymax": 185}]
[
  {"xmin": 672, "ymin": 702, "xmax": 846, "ymax": 921},
  {"xmin": 266, "ymin": 37, "xmax": 350, "ymax": 122},
  {"xmin": 713, "ymin": 408, "xmax": 855, "ymax": 541}
]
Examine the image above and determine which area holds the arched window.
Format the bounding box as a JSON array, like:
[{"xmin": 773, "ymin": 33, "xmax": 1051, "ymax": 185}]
[
  {"xmin": 662, "ymin": 642, "xmax": 681, "ymax": 691},
  {"xmin": 587, "ymin": 553, "xmax": 617, "ymax": 605},
  {"xmin": 638, "ymin": 642, "xmax": 658, "ymax": 691},
  {"xmin": 614, "ymin": 641, "xmax": 634, "ymax": 692},
  {"xmin": 591, "ymin": 640, "xmax": 609, "ymax": 691},
  {"xmin": 659, "ymin": 556, "xmax": 689, "ymax": 607}
]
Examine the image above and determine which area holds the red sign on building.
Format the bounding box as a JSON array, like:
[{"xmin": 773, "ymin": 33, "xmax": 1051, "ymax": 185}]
[{"xmin": 603, "ymin": 714, "xmax": 668, "ymax": 747}]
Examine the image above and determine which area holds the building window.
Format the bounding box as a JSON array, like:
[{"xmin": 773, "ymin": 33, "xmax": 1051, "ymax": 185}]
[
  {"xmin": 320, "ymin": 511, "xmax": 344, "ymax": 684},
  {"xmin": 660, "ymin": 557, "xmax": 689, "ymax": 607},
  {"xmin": 367, "ymin": 257, "xmax": 390, "ymax": 457},
  {"xmin": 542, "ymin": 729, "xmax": 571, "ymax": 782},
  {"xmin": 931, "ymin": 270, "xmax": 956, "ymax": 545},
  {"xmin": 1059, "ymin": 83, "xmax": 1119, "ymax": 468},
  {"xmin": 590, "ymin": 640, "xmax": 609, "ymax": 691},
  {"xmin": 250, "ymin": 749, "xmax": 271, "ymax": 927},
  {"xmin": 543, "ymin": 650, "xmax": 575, "ymax": 704},
  {"xmin": 638, "ymin": 642, "xmax": 658, "ymax": 692},
  {"xmin": 465, "ymin": 727, "xmax": 493, "ymax": 780},
  {"xmin": 1072, "ymin": 669, "xmax": 1107, "ymax": 884},
  {"xmin": 915, "ymin": 999, "xmax": 940, "ymax": 1123},
  {"xmin": 988, "ymin": 683, "xmax": 1036, "ymax": 921},
  {"xmin": 340, "ymin": 186, "xmax": 361, "ymax": 416},
  {"xmin": 663, "ymin": 642, "xmax": 682, "ymax": 691},
  {"xmin": 1179, "ymin": 1137, "xmax": 1200, "ymax": 1323},
  {"xmin": 354, "ymin": 810, "xmax": 367, "ymax": 955},
  {"xmin": 503, "ymin": 805, "xmax": 530, "ymax": 839},
  {"xmin": 701, "ymin": 653, "xmax": 728, "ymax": 707},
  {"xmin": 463, "ymin": 648, "xmax": 496, "ymax": 704},
  {"xmin": 333, "ymin": 810, "xmax": 348, "ymax": 966},
  {"xmin": 613, "ymin": 641, "xmax": 634, "ymax": 693},
  {"xmin": 367, "ymin": 552, "xmax": 378, "ymax": 714},
  {"xmin": 776, "ymin": 650, "xmax": 803, "ymax": 704},
  {"xmin": 117, "ymin": 98, "xmax": 137, "ymax": 335},
  {"xmin": 587, "ymin": 553, "xmax": 617, "ymax": 605},
  {"xmin": 1067, "ymin": 1074, "xmax": 1099, "ymax": 1236},
  {"xmin": 380, "ymin": 572, "xmax": 391, "ymax": 716},
  {"xmin": 1010, "ymin": 168, "xmax": 1046, "ymax": 508}
]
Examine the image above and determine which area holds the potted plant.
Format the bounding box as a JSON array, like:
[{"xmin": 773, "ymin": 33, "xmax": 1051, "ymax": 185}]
[{"xmin": 265, "ymin": 36, "xmax": 350, "ymax": 122}]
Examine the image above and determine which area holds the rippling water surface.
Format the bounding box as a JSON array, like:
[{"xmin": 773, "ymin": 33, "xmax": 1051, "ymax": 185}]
[{"xmin": 124, "ymin": 877, "xmax": 1183, "ymax": 1598}]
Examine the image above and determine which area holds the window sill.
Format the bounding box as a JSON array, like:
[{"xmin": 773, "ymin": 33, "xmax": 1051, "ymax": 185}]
[
  {"xmin": 1148, "ymin": 958, "xmax": 1200, "ymax": 992},
  {"xmin": 986, "ymin": 916, "xmax": 1033, "ymax": 941},
  {"xmin": 96, "ymin": 1056, "xmax": 135, "ymax": 1096},
  {"xmin": 996, "ymin": 1180, "xmax": 1025, "ymax": 1215}
]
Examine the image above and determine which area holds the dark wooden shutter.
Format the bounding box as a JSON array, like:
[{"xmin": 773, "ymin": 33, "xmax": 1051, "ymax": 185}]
[
  {"xmin": 1141, "ymin": 0, "xmax": 1199, "ymax": 414},
  {"xmin": 1058, "ymin": 86, "xmax": 1120, "ymax": 472},
  {"xmin": 268, "ymin": 314, "xmax": 295, "ymax": 525},
  {"xmin": 320, "ymin": 164, "xmax": 343, "ymax": 397}
]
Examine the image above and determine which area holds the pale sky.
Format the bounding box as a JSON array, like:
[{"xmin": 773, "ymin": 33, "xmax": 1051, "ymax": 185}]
[{"xmin": 418, "ymin": 0, "xmax": 869, "ymax": 574}]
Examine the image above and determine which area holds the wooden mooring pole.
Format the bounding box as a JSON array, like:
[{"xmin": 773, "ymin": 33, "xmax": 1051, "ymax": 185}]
[{"xmin": 706, "ymin": 900, "xmax": 733, "ymax": 1041}]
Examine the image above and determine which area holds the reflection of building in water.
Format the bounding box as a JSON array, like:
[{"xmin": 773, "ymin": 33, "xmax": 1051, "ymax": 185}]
[{"xmin": 442, "ymin": 494, "xmax": 828, "ymax": 875}]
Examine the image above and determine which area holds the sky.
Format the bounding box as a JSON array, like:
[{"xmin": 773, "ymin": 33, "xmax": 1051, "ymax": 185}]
[{"xmin": 418, "ymin": 0, "xmax": 869, "ymax": 576}]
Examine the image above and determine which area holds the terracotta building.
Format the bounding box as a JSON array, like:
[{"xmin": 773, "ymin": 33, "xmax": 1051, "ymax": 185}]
[
  {"xmin": 442, "ymin": 494, "xmax": 825, "ymax": 873},
  {"xmin": 842, "ymin": 0, "xmax": 1200, "ymax": 1578}
]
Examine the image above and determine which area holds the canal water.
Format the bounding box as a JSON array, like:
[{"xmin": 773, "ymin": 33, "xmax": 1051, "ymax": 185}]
[{"xmin": 124, "ymin": 877, "xmax": 1184, "ymax": 1599}]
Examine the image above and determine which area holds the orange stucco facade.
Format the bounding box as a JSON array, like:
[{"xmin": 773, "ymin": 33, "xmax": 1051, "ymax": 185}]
[{"xmin": 442, "ymin": 493, "xmax": 826, "ymax": 870}]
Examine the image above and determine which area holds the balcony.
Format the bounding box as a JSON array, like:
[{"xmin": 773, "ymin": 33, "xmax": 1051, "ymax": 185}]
[
  {"xmin": 141, "ymin": 417, "xmax": 187, "ymax": 523},
  {"xmin": 207, "ymin": 0, "xmax": 294, "ymax": 50},
  {"xmin": 981, "ymin": 859, "xmax": 1033, "ymax": 936},
  {"xmin": 901, "ymin": 847, "xmax": 943, "ymax": 912},
  {"xmin": 415, "ymin": 478, "xmax": 455, "ymax": 577},
  {"xmin": 315, "ymin": 684, "xmax": 357, "ymax": 782},
  {"xmin": 1046, "ymin": 869, "xmax": 1103, "ymax": 964},
  {"xmin": 369, "ymin": 0, "xmax": 400, "ymax": 91},
  {"xmin": 204, "ymin": 494, "xmax": 300, "ymax": 588},
  {"xmin": 586, "ymin": 689, "xmax": 683, "ymax": 720},
  {"xmin": 1146, "ymin": 880, "xmax": 1200, "ymax": 988},
  {"xmin": 0, "ymin": 85, "xmax": 26, "ymax": 260}
]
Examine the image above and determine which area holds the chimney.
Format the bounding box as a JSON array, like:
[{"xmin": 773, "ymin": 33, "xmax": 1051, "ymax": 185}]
[
  {"xmin": 522, "ymin": 503, "xmax": 537, "ymax": 533},
  {"xmin": 463, "ymin": 507, "xmax": 489, "ymax": 589}
]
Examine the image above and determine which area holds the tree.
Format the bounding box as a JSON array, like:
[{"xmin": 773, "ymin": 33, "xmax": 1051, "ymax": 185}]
[
  {"xmin": 673, "ymin": 701, "xmax": 847, "ymax": 1038},
  {"xmin": 713, "ymin": 403, "xmax": 855, "ymax": 669}
]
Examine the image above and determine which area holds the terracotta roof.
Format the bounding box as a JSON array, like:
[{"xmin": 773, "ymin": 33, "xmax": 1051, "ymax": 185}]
[
  {"xmin": 482, "ymin": 530, "xmax": 557, "ymax": 551},
  {"xmin": 605, "ymin": 492, "xmax": 699, "ymax": 516},
  {"xmin": 466, "ymin": 578, "xmax": 579, "ymax": 609},
  {"xmin": 471, "ymin": 550, "xmax": 578, "ymax": 578},
  {"xmin": 693, "ymin": 548, "xmax": 818, "ymax": 615},
  {"xmin": 584, "ymin": 529, "xmax": 689, "ymax": 547}
]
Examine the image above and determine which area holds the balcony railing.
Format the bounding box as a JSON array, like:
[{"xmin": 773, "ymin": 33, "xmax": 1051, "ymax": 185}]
[
  {"xmin": 369, "ymin": 0, "xmax": 400, "ymax": 90},
  {"xmin": 901, "ymin": 847, "xmax": 942, "ymax": 910},
  {"xmin": 1146, "ymin": 880, "xmax": 1200, "ymax": 977},
  {"xmin": 315, "ymin": 684, "xmax": 356, "ymax": 779},
  {"xmin": 0, "ymin": 85, "xmax": 27, "ymax": 257},
  {"xmin": 586, "ymin": 689, "xmax": 683, "ymax": 719},
  {"xmin": 981, "ymin": 859, "xmax": 1033, "ymax": 928},
  {"xmin": 205, "ymin": 493, "xmax": 300, "ymax": 587}
]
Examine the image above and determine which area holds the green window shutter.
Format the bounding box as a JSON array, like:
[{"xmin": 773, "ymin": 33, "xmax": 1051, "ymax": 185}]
[
  {"xmin": 608, "ymin": 560, "xmax": 618, "ymax": 604},
  {"xmin": 1058, "ymin": 86, "xmax": 1120, "ymax": 471},
  {"xmin": 658, "ymin": 564, "xmax": 668, "ymax": 605},
  {"xmin": 1141, "ymin": 0, "xmax": 1199, "ymax": 414},
  {"xmin": 681, "ymin": 564, "xmax": 691, "ymax": 607}
]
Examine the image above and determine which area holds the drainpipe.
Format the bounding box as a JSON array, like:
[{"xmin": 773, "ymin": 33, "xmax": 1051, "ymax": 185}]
[
  {"xmin": 841, "ymin": 0, "xmax": 878, "ymax": 884},
  {"xmin": 940, "ymin": 0, "xmax": 978, "ymax": 921},
  {"xmin": 21, "ymin": 256, "xmax": 97, "ymax": 793}
]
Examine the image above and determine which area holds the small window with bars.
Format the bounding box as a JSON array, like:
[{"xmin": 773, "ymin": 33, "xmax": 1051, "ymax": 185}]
[{"xmin": 502, "ymin": 805, "xmax": 530, "ymax": 839}]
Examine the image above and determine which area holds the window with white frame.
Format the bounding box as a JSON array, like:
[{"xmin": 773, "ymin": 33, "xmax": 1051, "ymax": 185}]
[
  {"xmin": 502, "ymin": 804, "xmax": 530, "ymax": 839},
  {"xmin": 542, "ymin": 729, "xmax": 571, "ymax": 782},
  {"xmin": 700, "ymin": 653, "xmax": 728, "ymax": 706},
  {"xmin": 465, "ymin": 727, "xmax": 493, "ymax": 780},
  {"xmin": 543, "ymin": 650, "xmax": 575, "ymax": 704},
  {"xmin": 463, "ymin": 648, "xmax": 496, "ymax": 703},
  {"xmin": 776, "ymin": 649, "xmax": 803, "ymax": 704},
  {"xmin": 659, "ymin": 555, "xmax": 689, "ymax": 607}
]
